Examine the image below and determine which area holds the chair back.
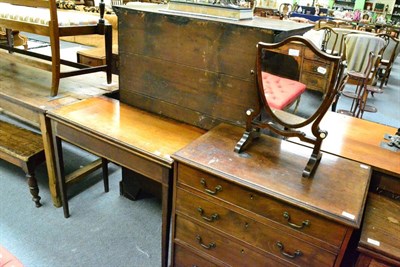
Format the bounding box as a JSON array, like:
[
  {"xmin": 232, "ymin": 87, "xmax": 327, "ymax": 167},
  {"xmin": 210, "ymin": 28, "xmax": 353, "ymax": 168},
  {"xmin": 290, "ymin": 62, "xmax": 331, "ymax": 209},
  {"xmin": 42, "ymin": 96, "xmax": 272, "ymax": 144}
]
[
  {"xmin": 376, "ymin": 33, "xmax": 400, "ymax": 63},
  {"xmin": 344, "ymin": 33, "xmax": 385, "ymax": 73},
  {"xmin": 278, "ymin": 3, "xmax": 292, "ymax": 19},
  {"xmin": 381, "ymin": 26, "xmax": 400, "ymax": 38},
  {"xmin": 316, "ymin": 26, "xmax": 339, "ymax": 55}
]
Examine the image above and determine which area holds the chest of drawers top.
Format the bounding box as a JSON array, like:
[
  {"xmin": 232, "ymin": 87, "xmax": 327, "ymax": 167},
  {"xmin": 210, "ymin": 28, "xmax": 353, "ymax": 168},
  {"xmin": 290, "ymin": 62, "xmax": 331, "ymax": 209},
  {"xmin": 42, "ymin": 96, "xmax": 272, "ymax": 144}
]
[{"xmin": 172, "ymin": 123, "xmax": 371, "ymax": 228}]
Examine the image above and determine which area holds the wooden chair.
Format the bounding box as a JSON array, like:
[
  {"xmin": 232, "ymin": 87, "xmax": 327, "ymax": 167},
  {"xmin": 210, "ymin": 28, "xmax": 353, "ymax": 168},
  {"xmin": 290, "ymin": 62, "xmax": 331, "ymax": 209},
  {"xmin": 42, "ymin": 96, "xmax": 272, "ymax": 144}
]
[
  {"xmin": 278, "ymin": 3, "xmax": 292, "ymax": 19},
  {"xmin": 381, "ymin": 25, "xmax": 400, "ymax": 38},
  {"xmin": 375, "ymin": 33, "xmax": 400, "ymax": 88},
  {"xmin": 337, "ymin": 52, "xmax": 380, "ymax": 118},
  {"xmin": 316, "ymin": 26, "xmax": 339, "ymax": 55}
]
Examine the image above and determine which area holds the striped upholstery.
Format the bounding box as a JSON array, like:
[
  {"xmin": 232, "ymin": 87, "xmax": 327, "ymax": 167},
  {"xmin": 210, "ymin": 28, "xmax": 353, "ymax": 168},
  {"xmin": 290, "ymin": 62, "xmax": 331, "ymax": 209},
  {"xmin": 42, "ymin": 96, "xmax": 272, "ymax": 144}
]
[{"xmin": 0, "ymin": 3, "xmax": 100, "ymax": 26}]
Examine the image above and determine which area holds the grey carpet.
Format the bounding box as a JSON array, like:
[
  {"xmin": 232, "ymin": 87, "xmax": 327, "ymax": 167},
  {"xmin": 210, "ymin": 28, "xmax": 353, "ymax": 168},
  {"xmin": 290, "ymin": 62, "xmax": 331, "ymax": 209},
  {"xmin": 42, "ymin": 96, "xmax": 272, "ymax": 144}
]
[{"xmin": 0, "ymin": 144, "xmax": 162, "ymax": 266}]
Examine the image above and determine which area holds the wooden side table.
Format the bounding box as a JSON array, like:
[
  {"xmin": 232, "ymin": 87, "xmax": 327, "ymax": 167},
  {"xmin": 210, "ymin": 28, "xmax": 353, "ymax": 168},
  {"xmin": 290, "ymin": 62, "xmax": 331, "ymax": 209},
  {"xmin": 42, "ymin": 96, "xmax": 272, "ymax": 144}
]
[{"xmin": 47, "ymin": 96, "xmax": 205, "ymax": 267}]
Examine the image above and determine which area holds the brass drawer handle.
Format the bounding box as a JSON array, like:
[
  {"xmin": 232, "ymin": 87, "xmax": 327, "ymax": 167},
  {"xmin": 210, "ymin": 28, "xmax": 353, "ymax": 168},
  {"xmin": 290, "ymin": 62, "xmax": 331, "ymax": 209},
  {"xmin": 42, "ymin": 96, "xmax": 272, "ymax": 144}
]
[
  {"xmin": 276, "ymin": 241, "xmax": 302, "ymax": 259},
  {"xmin": 200, "ymin": 178, "xmax": 222, "ymax": 195},
  {"xmin": 197, "ymin": 207, "xmax": 219, "ymax": 222},
  {"xmin": 283, "ymin": 212, "xmax": 310, "ymax": 229},
  {"xmin": 196, "ymin": 235, "xmax": 216, "ymax": 250}
]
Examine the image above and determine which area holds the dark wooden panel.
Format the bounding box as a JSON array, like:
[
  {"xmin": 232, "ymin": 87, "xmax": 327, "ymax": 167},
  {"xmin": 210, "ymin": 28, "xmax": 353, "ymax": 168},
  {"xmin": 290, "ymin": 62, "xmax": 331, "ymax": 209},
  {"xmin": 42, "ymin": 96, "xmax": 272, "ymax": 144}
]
[
  {"xmin": 118, "ymin": 10, "xmax": 275, "ymax": 78},
  {"xmin": 119, "ymin": 54, "xmax": 259, "ymax": 129},
  {"xmin": 115, "ymin": 7, "xmax": 312, "ymax": 129}
]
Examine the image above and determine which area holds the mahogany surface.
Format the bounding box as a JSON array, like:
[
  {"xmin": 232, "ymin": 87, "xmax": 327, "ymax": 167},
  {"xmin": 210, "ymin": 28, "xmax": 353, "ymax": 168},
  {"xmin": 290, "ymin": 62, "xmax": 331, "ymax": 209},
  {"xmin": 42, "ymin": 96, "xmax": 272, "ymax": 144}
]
[
  {"xmin": 293, "ymin": 111, "xmax": 400, "ymax": 177},
  {"xmin": 47, "ymin": 96, "xmax": 205, "ymax": 267},
  {"xmin": 0, "ymin": 56, "xmax": 118, "ymax": 207},
  {"xmin": 171, "ymin": 123, "xmax": 371, "ymax": 266}
]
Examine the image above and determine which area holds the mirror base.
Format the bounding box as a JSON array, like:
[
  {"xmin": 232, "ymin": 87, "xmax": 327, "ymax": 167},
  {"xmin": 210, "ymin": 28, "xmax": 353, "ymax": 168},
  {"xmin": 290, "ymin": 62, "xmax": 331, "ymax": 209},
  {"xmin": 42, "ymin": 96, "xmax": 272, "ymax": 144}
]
[{"xmin": 303, "ymin": 152, "xmax": 322, "ymax": 178}]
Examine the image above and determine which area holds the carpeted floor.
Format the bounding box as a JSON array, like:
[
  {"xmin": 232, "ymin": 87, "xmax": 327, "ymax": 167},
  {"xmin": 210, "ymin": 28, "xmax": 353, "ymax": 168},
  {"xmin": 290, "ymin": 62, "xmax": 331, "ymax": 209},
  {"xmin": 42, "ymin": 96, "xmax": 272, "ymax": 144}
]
[{"xmin": 0, "ymin": 138, "xmax": 162, "ymax": 267}]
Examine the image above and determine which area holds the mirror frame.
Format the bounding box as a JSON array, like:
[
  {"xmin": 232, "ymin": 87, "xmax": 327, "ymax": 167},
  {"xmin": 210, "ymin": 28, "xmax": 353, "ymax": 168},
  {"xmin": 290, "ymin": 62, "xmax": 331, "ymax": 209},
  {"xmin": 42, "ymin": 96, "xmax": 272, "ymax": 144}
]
[{"xmin": 235, "ymin": 36, "xmax": 345, "ymax": 178}]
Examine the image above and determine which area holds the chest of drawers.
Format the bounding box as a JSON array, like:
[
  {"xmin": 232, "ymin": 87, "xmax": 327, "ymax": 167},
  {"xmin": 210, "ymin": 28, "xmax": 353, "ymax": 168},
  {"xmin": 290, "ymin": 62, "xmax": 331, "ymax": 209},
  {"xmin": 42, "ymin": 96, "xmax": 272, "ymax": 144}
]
[
  {"xmin": 265, "ymin": 43, "xmax": 336, "ymax": 96},
  {"xmin": 171, "ymin": 123, "xmax": 371, "ymax": 266}
]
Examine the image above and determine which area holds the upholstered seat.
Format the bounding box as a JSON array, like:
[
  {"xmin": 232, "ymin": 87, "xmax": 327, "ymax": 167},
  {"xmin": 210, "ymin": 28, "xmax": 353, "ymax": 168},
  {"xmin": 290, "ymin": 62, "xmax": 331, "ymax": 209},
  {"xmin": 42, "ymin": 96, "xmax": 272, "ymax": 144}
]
[
  {"xmin": 0, "ymin": 3, "xmax": 100, "ymax": 26},
  {"xmin": 262, "ymin": 72, "xmax": 307, "ymax": 110}
]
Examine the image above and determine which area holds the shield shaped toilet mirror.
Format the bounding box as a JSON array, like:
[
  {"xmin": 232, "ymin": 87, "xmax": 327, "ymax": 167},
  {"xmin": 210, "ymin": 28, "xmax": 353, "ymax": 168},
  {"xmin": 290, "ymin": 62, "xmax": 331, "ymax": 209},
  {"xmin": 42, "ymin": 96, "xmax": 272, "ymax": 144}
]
[{"xmin": 234, "ymin": 36, "xmax": 345, "ymax": 178}]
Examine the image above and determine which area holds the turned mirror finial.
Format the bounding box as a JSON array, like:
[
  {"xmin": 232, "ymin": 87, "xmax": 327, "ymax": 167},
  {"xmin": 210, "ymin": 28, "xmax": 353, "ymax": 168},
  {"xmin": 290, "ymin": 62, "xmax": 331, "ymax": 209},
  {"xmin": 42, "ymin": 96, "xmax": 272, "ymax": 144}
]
[{"xmin": 235, "ymin": 36, "xmax": 345, "ymax": 178}]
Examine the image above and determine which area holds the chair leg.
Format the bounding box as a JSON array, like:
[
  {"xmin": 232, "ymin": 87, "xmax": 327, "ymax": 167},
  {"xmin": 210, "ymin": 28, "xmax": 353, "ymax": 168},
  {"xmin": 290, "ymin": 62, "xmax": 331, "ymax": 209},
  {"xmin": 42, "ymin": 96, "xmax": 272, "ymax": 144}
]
[
  {"xmin": 102, "ymin": 158, "xmax": 109, "ymax": 192},
  {"xmin": 105, "ymin": 25, "xmax": 113, "ymax": 84},
  {"xmin": 49, "ymin": 35, "xmax": 61, "ymax": 97}
]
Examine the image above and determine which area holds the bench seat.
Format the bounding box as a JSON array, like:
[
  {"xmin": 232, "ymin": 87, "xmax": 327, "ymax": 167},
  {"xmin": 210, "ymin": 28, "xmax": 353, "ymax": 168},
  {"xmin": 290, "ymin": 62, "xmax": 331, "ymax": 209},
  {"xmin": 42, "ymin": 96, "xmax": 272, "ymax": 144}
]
[
  {"xmin": 0, "ymin": 3, "xmax": 100, "ymax": 26},
  {"xmin": 0, "ymin": 120, "xmax": 45, "ymax": 208},
  {"xmin": 0, "ymin": 0, "xmax": 113, "ymax": 97}
]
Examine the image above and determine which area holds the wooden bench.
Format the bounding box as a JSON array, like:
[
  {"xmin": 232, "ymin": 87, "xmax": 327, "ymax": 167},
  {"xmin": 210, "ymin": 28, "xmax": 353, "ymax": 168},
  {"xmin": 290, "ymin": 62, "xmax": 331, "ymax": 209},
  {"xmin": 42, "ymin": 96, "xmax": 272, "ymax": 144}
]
[
  {"xmin": 0, "ymin": 0, "xmax": 112, "ymax": 96},
  {"xmin": 0, "ymin": 120, "xmax": 45, "ymax": 208}
]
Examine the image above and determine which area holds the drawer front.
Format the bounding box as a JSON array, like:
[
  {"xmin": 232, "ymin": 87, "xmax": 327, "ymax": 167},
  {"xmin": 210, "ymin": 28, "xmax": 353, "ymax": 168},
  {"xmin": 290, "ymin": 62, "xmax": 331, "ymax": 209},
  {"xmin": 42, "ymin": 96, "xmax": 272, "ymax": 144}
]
[
  {"xmin": 176, "ymin": 188, "xmax": 337, "ymax": 266},
  {"xmin": 302, "ymin": 60, "xmax": 330, "ymax": 77},
  {"xmin": 175, "ymin": 216, "xmax": 293, "ymax": 267},
  {"xmin": 301, "ymin": 59, "xmax": 330, "ymax": 92},
  {"xmin": 303, "ymin": 48, "xmax": 331, "ymax": 64},
  {"xmin": 301, "ymin": 72, "xmax": 327, "ymax": 92},
  {"xmin": 174, "ymin": 244, "xmax": 219, "ymax": 267},
  {"xmin": 177, "ymin": 164, "xmax": 347, "ymax": 247}
]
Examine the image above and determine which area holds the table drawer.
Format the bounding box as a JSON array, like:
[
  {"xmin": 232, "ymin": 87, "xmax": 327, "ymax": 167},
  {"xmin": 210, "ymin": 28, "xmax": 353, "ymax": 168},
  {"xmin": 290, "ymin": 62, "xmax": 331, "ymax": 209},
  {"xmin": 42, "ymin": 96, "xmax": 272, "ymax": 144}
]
[
  {"xmin": 177, "ymin": 164, "xmax": 347, "ymax": 248},
  {"xmin": 304, "ymin": 48, "xmax": 332, "ymax": 63},
  {"xmin": 302, "ymin": 59, "xmax": 330, "ymax": 77},
  {"xmin": 176, "ymin": 188, "xmax": 337, "ymax": 266},
  {"xmin": 301, "ymin": 72, "xmax": 327, "ymax": 92},
  {"xmin": 174, "ymin": 244, "xmax": 219, "ymax": 267},
  {"xmin": 175, "ymin": 216, "xmax": 293, "ymax": 267}
]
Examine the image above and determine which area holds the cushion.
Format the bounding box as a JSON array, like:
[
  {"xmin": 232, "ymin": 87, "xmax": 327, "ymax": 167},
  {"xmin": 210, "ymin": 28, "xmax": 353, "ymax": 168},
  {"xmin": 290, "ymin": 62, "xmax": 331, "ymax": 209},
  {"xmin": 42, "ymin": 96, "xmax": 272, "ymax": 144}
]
[
  {"xmin": 262, "ymin": 72, "xmax": 306, "ymax": 110},
  {"xmin": 0, "ymin": 245, "xmax": 24, "ymax": 267},
  {"xmin": 0, "ymin": 3, "xmax": 101, "ymax": 26}
]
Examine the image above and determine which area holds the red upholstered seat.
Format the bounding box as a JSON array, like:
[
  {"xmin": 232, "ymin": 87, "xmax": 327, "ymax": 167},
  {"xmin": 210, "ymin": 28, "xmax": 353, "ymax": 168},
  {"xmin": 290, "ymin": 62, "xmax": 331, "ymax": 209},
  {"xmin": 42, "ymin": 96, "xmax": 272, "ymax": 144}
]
[
  {"xmin": 262, "ymin": 72, "xmax": 306, "ymax": 110},
  {"xmin": 0, "ymin": 245, "xmax": 24, "ymax": 267}
]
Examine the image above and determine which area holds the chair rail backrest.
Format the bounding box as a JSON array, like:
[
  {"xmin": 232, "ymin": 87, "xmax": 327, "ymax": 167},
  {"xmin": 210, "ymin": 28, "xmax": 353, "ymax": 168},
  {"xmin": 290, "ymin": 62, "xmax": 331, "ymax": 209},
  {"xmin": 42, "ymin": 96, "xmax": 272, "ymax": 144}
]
[{"xmin": 317, "ymin": 26, "xmax": 339, "ymax": 55}]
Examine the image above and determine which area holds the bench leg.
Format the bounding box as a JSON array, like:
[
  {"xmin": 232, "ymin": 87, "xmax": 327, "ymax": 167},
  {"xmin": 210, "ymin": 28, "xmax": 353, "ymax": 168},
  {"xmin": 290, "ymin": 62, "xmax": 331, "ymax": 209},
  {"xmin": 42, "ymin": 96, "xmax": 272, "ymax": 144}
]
[
  {"xmin": 26, "ymin": 172, "xmax": 42, "ymax": 208},
  {"xmin": 102, "ymin": 158, "xmax": 109, "ymax": 192}
]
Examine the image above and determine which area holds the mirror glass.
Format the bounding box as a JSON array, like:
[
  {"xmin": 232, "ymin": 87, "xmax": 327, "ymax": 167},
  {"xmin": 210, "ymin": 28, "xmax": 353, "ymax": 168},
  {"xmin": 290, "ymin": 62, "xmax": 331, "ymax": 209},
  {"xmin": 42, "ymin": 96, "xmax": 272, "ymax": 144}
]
[{"xmin": 259, "ymin": 47, "xmax": 326, "ymax": 126}]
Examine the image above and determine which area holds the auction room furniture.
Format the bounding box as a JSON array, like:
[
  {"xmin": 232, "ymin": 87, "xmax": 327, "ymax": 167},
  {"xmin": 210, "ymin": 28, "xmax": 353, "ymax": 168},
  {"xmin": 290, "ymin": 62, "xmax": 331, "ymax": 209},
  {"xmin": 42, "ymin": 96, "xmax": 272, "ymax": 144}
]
[
  {"xmin": 113, "ymin": 3, "xmax": 314, "ymax": 125},
  {"xmin": 294, "ymin": 111, "xmax": 400, "ymax": 265},
  {"xmin": 113, "ymin": 4, "xmax": 314, "ymax": 198},
  {"xmin": 235, "ymin": 36, "xmax": 343, "ymax": 178},
  {"xmin": 0, "ymin": 120, "xmax": 45, "ymax": 208},
  {"xmin": 47, "ymin": 96, "xmax": 205, "ymax": 267},
  {"xmin": 0, "ymin": 0, "xmax": 112, "ymax": 96},
  {"xmin": 0, "ymin": 53, "xmax": 118, "ymax": 208},
  {"xmin": 344, "ymin": 33, "xmax": 385, "ymax": 73},
  {"xmin": 316, "ymin": 26, "xmax": 339, "ymax": 55},
  {"xmin": 376, "ymin": 33, "xmax": 400, "ymax": 88},
  {"xmin": 170, "ymin": 123, "xmax": 371, "ymax": 266},
  {"xmin": 355, "ymin": 193, "xmax": 400, "ymax": 267},
  {"xmin": 338, "ymin": 52, "xmax": 380, "ymax": 118}
]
